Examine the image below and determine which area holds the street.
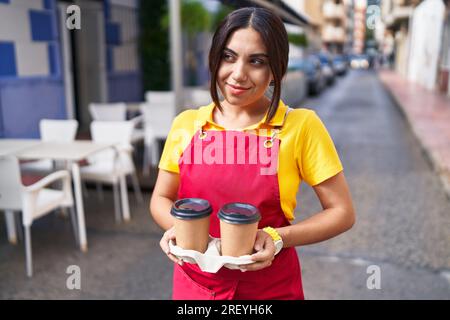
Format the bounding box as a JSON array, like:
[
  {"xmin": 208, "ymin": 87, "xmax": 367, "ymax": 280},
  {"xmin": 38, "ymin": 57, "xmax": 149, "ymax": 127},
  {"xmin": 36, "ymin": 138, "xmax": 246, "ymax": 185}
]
[
  {"xmin": 297, "ymin": 69, "xmax": 450, "ymax": 299},
  {"xmin": 1, "ymin": 70, "xmax": 449, "ymax": 299}
]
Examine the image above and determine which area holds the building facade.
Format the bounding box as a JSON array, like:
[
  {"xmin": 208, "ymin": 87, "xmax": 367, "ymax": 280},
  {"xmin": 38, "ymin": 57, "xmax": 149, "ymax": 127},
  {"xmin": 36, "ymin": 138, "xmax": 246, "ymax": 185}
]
[
  {"xmin": 0, "ymin": 0, "xmax": 142, "ymax": 137},
  {"xmin": 322, "ymin": 0, "xmax": 348, "ymax": 53},
  {"xmin": 380, "ymin": 0, "xmax": 450, "ymax": 95}
]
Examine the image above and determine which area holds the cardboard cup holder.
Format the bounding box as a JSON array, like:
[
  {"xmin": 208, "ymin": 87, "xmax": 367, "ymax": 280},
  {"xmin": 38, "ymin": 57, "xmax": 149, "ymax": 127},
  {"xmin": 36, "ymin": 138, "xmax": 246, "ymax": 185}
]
[{"xmin": 169, "ymin": 236, "xmax": 282, "ymax": 273}]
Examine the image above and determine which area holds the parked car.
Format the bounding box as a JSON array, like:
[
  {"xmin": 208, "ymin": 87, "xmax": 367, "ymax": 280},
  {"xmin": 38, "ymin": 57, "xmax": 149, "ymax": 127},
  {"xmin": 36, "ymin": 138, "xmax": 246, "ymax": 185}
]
[
  {"xmin": 332, "ymin": 55, "xmax": 348, "ymax": 76},
  {"xmin": 314, "ymin": 52, "xmax": 335, "ymax": 85},
  {"xmin": 282, "ymin": 65, "xmax": 308, "ymax": 106},
  {"xmin": 350, "ymin": 54, "xmax": 370, "ymax": 69},
  {"xmin": 288, "ymin": 56, "xmax": 326, "ymax": 95}
]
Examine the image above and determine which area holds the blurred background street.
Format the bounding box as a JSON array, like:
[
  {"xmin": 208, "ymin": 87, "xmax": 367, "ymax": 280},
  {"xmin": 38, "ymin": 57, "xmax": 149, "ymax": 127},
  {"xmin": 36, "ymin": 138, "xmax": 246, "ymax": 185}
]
[{"xmin": 0, "ymin": 0, "xmax": 449, "ymax": 299}]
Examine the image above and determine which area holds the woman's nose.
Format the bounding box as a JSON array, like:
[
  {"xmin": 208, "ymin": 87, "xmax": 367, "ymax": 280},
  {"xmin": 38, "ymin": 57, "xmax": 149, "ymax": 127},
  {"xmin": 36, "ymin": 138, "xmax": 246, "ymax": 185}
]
[{"xmin": 231, "ymin": 61, "xmax": 247, "ymax": 82}]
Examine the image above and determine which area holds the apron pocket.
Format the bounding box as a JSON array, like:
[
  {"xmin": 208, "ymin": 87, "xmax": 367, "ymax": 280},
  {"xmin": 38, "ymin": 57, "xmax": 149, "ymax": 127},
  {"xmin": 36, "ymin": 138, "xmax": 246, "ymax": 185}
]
[{"xmin": 173, "ymin": 265, "xmax": 216, "ymax": 300}]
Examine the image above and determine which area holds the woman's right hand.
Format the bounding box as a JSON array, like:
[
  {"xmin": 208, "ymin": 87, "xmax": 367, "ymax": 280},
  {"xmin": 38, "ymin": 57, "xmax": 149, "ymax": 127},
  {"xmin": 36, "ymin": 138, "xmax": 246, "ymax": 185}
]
[{"xmin": 160, "ymin": 226, "xmax": 183, "ymax": 266}]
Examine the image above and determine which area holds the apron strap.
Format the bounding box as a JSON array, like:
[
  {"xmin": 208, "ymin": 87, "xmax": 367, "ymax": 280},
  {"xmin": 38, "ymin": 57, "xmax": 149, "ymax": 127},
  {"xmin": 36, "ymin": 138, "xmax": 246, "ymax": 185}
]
[{"xmin": 265, "ymin": 106, "xmax": 293, "ymax": 146}]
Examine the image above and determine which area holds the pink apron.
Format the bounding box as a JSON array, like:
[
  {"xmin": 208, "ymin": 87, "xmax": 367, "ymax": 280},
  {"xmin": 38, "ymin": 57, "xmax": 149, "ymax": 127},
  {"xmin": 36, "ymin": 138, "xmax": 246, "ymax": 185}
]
[{"xmin": 172, "ymin": 108, "xmax": 304, "ymax": 300}]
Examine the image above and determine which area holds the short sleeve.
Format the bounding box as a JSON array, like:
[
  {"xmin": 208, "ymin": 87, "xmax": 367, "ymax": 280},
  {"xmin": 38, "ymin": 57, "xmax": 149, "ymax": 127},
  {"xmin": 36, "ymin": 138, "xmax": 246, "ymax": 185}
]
[
  {"xmin": 297, "ymin": 110, "xmax": 343, "ymax": 186},
  {"xmin": 158, "ymin": 111, "xmax": 196, "ymax": 174}
]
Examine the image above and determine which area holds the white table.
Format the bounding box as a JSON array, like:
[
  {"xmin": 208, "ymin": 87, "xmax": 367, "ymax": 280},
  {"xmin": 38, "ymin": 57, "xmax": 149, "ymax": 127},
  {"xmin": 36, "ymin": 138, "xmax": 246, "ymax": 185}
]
[
  {"xmin": 0, "ymin": 139, "xmax": 41, "ymax": 156},
  {"xmin": 6, "ymin": 140, "xmax": 127, "ymax": 252}
]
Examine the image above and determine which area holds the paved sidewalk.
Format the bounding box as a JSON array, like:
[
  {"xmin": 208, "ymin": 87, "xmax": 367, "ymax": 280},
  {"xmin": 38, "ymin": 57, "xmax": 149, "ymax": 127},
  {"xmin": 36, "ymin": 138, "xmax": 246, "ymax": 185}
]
[{"xmin": 379, "ymin": 70, "xmax": 450, "ymax": 199}]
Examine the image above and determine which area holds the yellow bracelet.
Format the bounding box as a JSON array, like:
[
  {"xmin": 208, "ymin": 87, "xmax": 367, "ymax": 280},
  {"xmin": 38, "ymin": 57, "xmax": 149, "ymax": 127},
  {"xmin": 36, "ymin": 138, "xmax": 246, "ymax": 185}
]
[{"xmin": 263, "ymin": 227, "xmax": 282, "ymax": 242}]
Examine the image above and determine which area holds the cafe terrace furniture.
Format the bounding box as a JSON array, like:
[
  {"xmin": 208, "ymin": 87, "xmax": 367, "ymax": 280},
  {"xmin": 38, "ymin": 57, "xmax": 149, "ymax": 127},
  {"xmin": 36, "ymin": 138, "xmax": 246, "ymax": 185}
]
[{"xmin": 0, "ymin": 155, "xmax": 75, "ymax": 277}]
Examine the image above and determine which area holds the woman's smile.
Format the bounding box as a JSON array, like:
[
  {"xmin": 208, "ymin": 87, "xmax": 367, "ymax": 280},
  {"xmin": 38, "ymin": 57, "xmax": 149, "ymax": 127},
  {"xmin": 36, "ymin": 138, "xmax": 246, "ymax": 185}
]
[{"xmin": 227, "ymin": 83, "xmax": 251, "ymax": 96}]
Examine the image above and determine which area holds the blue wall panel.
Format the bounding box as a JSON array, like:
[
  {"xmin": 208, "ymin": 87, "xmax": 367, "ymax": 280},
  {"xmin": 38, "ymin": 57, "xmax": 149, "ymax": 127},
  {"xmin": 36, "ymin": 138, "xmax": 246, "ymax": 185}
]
[
  {"xmin": 108, "ymin": 73, "xmax": 142, "ymax": 103},
  {"xmin": 106, "ymin": 47, "xmax": 113, "ymax": 72},
  {"xmin": 0, "ymin": 79, "xmax": 66, "ymax": 138},
  {"xmin": 44, "ymin": 0, "xmax": 54, "ymax": 10},
  {"xmin": 48, "ymin": 43, "xmax": 58, "ymax": 75},
  {"xmin": 0, "ymin": 2, "xmax": 65, "ymax": 137},
  {"xmin": 0, "ymin": 92, "xmax": 3, "ymax": 138},
  {"xmin": 104, "ymin": 0, "xmax": 111, "ymax": 20},
  {"xmin": 0, "ymin": 42, "xmax": 17, "ymax": 77},
  {"xmin": 29, "ymin": 10, "xmax": 55, "ymax": 41},
  {"xmin": 106, "ymin": 23, "xmax": 121, "ymax": 45}
]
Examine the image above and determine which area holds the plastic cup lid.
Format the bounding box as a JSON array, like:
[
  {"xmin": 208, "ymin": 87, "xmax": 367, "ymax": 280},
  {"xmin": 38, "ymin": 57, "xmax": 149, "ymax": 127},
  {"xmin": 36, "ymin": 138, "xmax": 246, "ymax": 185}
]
[
  {"xmin": 218, "ymin": 202, "xmax": 261, "ymax": 225},
  {"xmin": 171, "ymin": 198, "xmax": 212, "ymax": 220}
]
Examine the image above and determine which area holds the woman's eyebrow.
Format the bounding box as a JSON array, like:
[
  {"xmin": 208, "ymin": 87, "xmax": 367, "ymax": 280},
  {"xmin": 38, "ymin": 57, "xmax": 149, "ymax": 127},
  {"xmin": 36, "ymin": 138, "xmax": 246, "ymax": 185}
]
[{"xmin": 224, "ymin": 47, "xmax": 268, "ymax": 58}]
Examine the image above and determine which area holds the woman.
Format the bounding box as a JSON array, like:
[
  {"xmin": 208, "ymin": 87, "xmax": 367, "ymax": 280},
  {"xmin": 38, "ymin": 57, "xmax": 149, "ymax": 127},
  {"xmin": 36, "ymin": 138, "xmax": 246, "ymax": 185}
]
[{"xmin": 150, "ymin": 7, "xmax": 355, "ymax": 300}]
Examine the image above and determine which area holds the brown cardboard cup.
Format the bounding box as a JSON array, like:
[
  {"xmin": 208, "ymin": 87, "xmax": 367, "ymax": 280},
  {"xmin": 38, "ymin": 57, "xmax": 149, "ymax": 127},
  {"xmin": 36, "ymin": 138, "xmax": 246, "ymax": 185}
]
[
  {"xmin": 218, "ymin": 203, "xmax": 261, "ymax": 257},
  {"xmin": 171, "ymin": 198, "xmax": 212, "ymax": 253}
]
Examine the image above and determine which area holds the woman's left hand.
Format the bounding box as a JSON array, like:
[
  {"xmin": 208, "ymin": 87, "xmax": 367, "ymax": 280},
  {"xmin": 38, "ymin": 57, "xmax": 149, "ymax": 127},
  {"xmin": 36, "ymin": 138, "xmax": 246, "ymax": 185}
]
[{"xmin": 239, "ymin": 229, "xmax": 276, "ymax": 272}]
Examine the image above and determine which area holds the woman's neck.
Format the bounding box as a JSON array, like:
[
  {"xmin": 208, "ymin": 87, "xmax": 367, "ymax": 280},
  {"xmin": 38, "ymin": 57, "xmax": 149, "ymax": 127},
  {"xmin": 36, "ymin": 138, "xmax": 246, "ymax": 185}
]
[{"xmin": 214, "ymin": 97, "xmax": 271, "ymax": 129}]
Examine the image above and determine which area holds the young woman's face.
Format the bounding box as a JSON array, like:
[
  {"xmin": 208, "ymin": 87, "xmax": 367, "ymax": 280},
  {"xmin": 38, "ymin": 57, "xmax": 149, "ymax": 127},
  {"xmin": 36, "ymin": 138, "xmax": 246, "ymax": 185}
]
[{"xmin": 217, "ymin": 27, "xmax": 273, "ymax": 108}]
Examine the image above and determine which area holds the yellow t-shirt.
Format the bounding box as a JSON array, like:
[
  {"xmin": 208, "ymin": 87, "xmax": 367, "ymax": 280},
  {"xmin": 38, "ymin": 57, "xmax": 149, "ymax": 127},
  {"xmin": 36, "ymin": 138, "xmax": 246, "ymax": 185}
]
[{"xmin": 158, "ymin": 100, "xmax": 343, "ymax": 221}]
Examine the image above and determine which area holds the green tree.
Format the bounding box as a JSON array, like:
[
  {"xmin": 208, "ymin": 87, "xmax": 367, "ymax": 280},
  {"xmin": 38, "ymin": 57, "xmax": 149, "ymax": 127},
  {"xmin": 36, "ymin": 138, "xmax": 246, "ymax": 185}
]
[
  {"xmin": 140, "ymin": 1, "xmax": 229, "ymax": 89},
  {"xmin": 288, "ymin": 33, "xmax": 308, "ymax": 47},
  {"xmin": 210, "ymin": 4, "xmax": 234, "ymax": 32},
  {"xmin": 161, "ymin": 0, "xmax": 211, "ymax": 38},
  {"xmin": 139, "ymin": 0, "xmax": 170, "ymax": 90},
  {"xmin": 161, "ymin": 0, "xmax": 211, "ymax": 86}
]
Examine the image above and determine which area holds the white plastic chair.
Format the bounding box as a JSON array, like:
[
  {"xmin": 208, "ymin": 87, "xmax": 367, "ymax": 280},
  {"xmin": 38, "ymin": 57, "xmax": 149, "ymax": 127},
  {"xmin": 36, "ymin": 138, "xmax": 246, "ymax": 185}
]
[
  {"xmin": 21, "ymin": 119, "xmax": 79, "ymax": 173},
  {"xmin": 80, "ymin": 121, "xmax": 143, "ymax": 222},
  {"xmin": 89, "ymin": 103, "xmax": 127, "ymax": 121},
  {"xmin": 142, "ymin": 91, "xmax": 178, "ymax": 174},
  {"xmin": 142, "ymin": 91, "xmax": 180, "ymax": 172},
  {"xmin": 185, "ymin": 88, "xmax": 211, "ymax": 108},
  {"xmin": 139, "ymin": 103, "xmax": 159, "ymax": 175},
  {"xmin": 89, "ymin": 102, "xmax": 144, "ymax": 144},
  {"xmin": 0, "ymin": 156, "xmax": 75, "ymax": 277},
  {"xmin": 40, "ymin": 119, "xmax": 78, "ymax": 141},
  {"xmin": 145, "ymin": 91, "xmax": 176, "ymax": 106}
]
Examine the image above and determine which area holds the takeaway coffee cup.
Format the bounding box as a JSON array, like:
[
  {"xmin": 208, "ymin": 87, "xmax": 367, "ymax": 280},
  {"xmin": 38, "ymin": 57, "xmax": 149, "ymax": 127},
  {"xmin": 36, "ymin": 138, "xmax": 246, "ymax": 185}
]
[
  {"xmin": 171, "ymin": 198, "xmax": 212, "ymax": 253},
  {"xmin": 218, "ymin": 202, "xmax": 261, "ymax": 257}
]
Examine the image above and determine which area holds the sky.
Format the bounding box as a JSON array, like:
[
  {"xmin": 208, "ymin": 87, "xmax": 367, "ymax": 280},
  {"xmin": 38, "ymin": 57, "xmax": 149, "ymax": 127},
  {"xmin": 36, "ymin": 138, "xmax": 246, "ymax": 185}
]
[{"xmin": 199, "ymin": 0, "xmax": 222, "ymax": 13}]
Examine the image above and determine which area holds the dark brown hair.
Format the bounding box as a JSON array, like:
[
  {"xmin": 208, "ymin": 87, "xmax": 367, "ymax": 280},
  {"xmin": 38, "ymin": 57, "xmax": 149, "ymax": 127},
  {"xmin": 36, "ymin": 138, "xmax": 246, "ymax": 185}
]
[{"xmin": 208, "ymin": 7, "xmax": 289, "ymax": 123}]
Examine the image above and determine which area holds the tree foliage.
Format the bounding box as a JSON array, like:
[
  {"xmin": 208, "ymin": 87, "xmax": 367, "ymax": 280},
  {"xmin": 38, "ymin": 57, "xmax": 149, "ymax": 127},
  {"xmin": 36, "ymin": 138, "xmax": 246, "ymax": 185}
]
[
  {"xmin": 139, "ymin": 0, "xmax": 170, "ymax": 90},
  {"xmin": 210, "ymin": 4, "xmax": 234, "ymax": 31},
  {"xmin": 139, "ymin": 1, "xmax": 234, "ymax": 90},
  {"xmin": 288, "ymin": 33, "xmax": 308, "ymax": 47},
  {"xmin": 161, "ymin": 0, "xmax": 211, "ymax": 37}
]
